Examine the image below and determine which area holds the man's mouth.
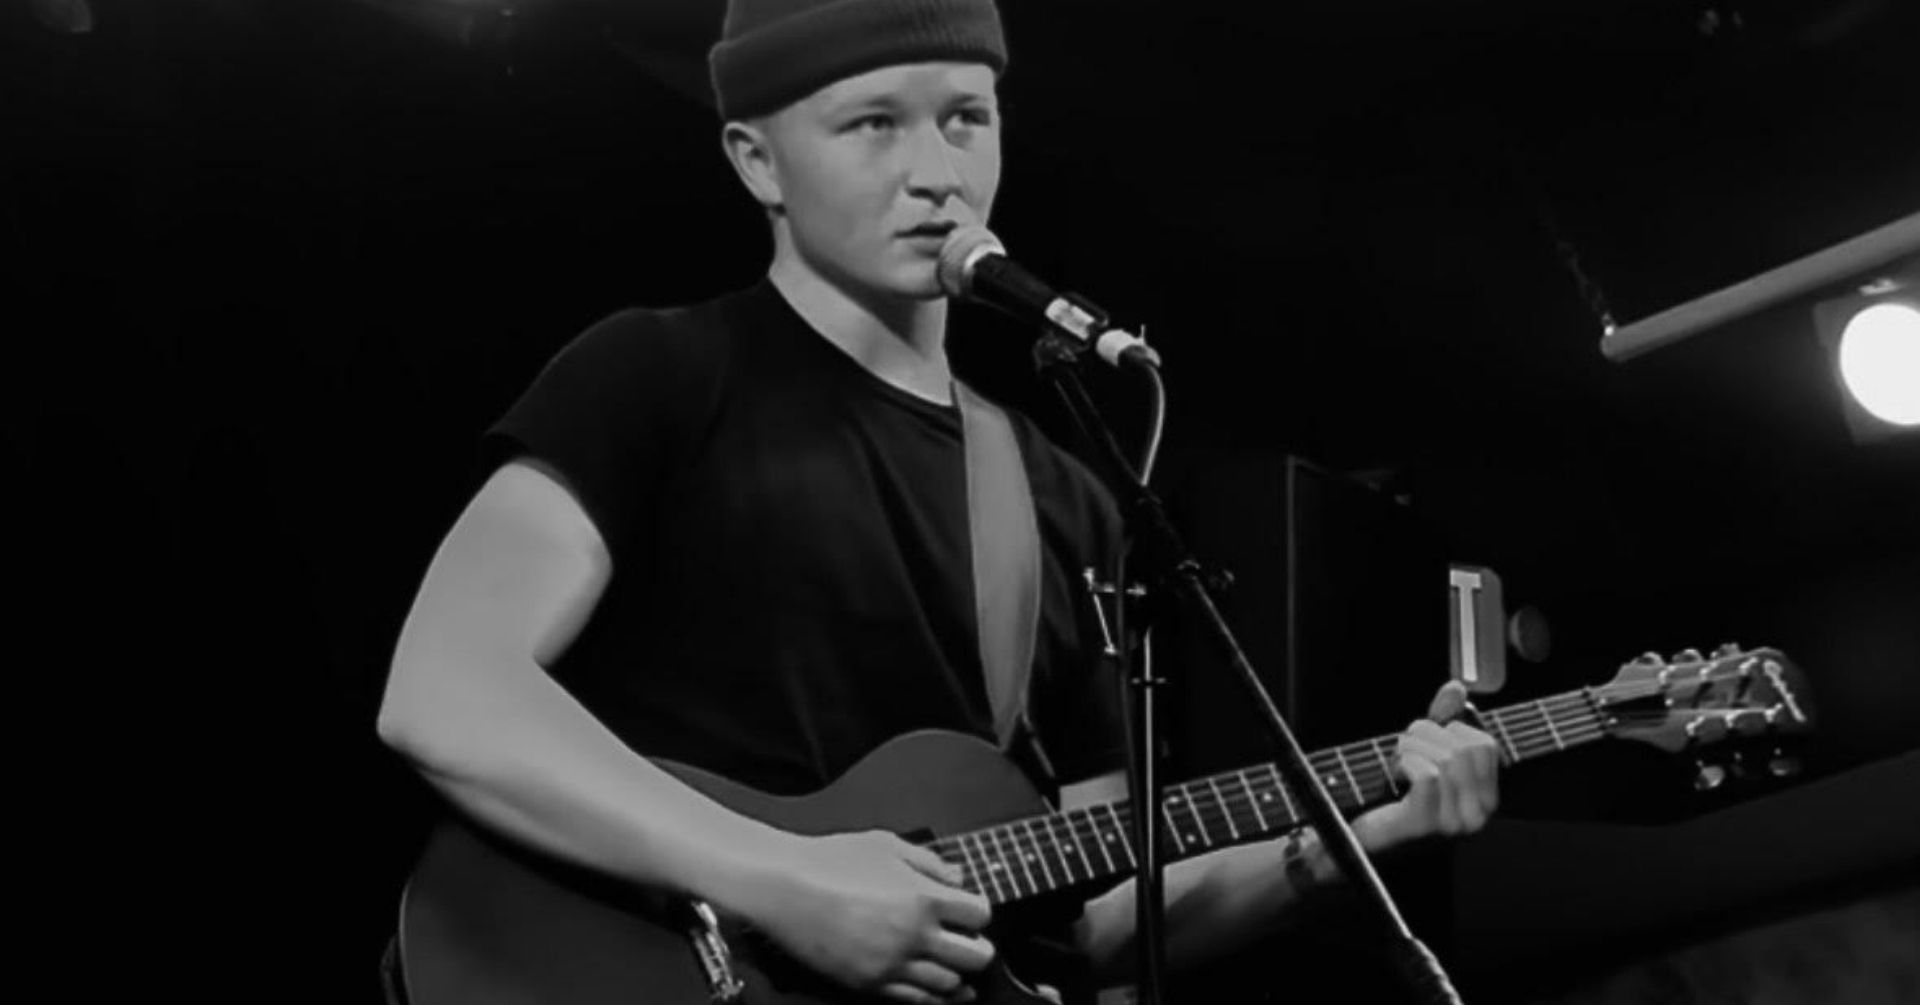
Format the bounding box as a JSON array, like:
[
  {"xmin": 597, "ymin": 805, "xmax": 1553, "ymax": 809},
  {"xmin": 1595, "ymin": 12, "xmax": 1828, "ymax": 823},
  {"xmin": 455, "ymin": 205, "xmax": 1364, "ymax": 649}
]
[{"xmin": 900, "ymin": 222, "xmax": 958, "ymax": 238}]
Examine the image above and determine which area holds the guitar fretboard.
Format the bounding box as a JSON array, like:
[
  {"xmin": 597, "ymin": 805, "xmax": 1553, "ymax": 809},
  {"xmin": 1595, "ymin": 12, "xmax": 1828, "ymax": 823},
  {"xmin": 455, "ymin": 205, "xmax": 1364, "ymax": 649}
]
[{"xmin": 930, "ymin": 687, "xmax": 1611, "ymax": 905}]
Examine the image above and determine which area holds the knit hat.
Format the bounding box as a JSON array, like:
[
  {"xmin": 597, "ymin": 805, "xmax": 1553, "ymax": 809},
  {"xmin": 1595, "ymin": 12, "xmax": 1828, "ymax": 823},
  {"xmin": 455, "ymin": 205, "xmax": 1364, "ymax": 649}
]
[{"xmin": 709, "ymin": 0, "xmax": 1008, "ymax": 122}]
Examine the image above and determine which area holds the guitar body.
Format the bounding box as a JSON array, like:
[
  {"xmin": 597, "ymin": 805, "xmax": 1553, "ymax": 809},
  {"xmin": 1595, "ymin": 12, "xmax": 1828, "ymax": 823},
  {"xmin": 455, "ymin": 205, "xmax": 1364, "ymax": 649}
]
[
  {"xmin": 398, "ymin": 730, "xmax": 1058, "ymax": 1005},
  {"xmin": 395, "ymin": 646, "xmax": 1812, "ymax": 1005}
]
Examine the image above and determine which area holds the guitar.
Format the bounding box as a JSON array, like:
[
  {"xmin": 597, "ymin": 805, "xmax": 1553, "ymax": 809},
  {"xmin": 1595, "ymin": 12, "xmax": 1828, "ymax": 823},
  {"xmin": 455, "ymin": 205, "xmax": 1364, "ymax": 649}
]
[{"xmin": 394, "ymin": 645, "xmax": 1812, "ymax": 1005}]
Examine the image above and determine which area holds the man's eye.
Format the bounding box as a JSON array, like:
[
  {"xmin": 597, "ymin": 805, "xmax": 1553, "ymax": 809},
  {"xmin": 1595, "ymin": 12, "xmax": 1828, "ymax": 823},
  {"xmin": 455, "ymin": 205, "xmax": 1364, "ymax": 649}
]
[
  {"xmin": 956, "ymin": 110, "xmax": 994, "ymax": 128},
  {"xmin": 851, "ymin": 115, "xmax": 895, "ymax": 133}
]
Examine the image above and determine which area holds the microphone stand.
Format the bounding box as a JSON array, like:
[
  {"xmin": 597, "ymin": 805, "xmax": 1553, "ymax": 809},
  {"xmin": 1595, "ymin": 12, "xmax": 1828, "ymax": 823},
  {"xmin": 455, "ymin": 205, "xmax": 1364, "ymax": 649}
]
[{"xmin": 1031, "ymin": 332, "xmax": 1465, "ymax": 1005}]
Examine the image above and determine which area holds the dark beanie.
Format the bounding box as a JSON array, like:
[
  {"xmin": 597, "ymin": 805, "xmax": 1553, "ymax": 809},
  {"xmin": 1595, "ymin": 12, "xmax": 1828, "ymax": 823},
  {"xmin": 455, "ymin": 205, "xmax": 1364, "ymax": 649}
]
[{"xmin": 709, "ymin": 0, "xmax": 1007, "ymax": 121}]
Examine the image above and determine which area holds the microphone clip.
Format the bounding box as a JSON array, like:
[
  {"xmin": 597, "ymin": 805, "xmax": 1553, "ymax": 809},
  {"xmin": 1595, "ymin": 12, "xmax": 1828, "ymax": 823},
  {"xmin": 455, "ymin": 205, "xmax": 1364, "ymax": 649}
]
[{"xmin": 1051, "ymin": 292, "xmax": 1162, "ymax": 371}]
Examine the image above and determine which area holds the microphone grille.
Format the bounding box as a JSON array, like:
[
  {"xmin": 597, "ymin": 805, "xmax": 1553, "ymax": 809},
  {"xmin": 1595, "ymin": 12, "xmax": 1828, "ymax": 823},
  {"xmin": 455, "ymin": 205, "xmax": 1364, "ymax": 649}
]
[{"xmin": 936, "ymin": 224, "xmax": 1005, "ymax": 300}]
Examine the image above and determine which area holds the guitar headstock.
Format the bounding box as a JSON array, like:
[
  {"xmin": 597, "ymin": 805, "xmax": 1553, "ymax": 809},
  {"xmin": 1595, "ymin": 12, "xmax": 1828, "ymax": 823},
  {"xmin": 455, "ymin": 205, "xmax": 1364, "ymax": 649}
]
[{"xmin": 1595, "ymin": 645, "xmax": 1814, "ymax": 767}]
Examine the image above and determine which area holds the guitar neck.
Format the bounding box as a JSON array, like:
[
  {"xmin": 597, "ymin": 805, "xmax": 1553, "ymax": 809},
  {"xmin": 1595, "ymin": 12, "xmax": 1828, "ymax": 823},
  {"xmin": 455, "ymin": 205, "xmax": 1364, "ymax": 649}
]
[{"xmin": 936, "ymin": 687, "xmax": 1610, "ymax": 905}]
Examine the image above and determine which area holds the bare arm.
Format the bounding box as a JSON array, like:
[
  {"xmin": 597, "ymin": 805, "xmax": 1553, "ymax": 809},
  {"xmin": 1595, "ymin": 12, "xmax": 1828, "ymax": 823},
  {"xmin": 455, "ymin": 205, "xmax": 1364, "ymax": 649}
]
[
  {"xmin": 1064, "ymin": 682, "xmax": 1501, "ymax": 985},
  {"xmin": 375, "ymin": 459, "xmax": 790, "ymax": 913},
  {"xmin": 1058, "ymin": 772, "xmax": 1349, "ymax": 984},
  {"xmin": 376, "ymin": 459, "xmax": 994, "ymax": 1003}
]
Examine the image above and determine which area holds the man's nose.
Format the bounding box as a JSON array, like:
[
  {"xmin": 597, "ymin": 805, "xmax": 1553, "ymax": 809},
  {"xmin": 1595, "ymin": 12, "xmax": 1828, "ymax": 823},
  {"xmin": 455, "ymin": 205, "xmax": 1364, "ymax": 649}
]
[{"xmin": 903, "ymin": 123, "xmax": 965, "ymax": 202}]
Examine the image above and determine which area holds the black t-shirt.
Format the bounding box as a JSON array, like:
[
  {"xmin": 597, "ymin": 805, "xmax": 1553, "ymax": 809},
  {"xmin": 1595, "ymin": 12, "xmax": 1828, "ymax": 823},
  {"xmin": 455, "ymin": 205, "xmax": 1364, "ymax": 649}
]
[{"xmin": 480, "ymin": 277, "xmax": 1129, "ymax": 800}]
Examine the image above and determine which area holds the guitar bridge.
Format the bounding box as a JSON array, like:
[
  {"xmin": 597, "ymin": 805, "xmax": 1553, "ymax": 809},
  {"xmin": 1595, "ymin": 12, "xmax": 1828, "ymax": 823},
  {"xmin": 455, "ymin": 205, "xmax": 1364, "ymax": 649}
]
[{"xmin": 682, "ymin": 898, "xmax": 747, "ymax": 1003}]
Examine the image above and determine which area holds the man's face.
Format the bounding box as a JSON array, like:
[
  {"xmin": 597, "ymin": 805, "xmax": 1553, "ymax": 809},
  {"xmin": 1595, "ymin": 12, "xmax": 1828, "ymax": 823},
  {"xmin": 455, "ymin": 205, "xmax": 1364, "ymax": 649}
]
[{"xmin": 758, "ymin": 62, "xmax": 1001, "ymax": 301}]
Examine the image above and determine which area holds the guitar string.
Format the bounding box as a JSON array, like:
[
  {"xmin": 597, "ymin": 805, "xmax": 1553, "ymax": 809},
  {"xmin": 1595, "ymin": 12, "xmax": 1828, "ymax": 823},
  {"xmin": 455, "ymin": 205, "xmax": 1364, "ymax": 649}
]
[
  {"xmin": 1149, "ymin": 662, "xmax": 1782, "ymax": 812},
  {"xmin": 932, "ymin": 713, "xmax": 1641, "ymax": 881},
  {"xmin": 931, "ymin": 711, "xmax": 1638, "ymax": 888},
  {"xmin": 933, "ymin": 723, "xmax": 1623, "ymax": 897},
  {"xmin": 928, "ymin": 664, "xmax": 1781, "ymax": 897},
  {"xmin": 1150, "ymin": 664, "xmax": 1780, "ymax": 798}
]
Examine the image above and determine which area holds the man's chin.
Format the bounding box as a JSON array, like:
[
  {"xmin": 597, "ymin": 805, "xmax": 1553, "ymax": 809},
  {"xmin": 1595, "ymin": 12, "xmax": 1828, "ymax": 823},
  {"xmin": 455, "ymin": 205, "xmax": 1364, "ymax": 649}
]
[{"xmin": 871, "ymin": 263, "xmax": 946, "ymax": 303}]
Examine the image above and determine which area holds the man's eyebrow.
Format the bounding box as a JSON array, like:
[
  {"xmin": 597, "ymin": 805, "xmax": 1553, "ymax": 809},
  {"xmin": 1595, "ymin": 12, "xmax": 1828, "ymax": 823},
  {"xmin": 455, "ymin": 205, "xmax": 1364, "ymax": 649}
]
[
  {"xmin": 829, "ymin": 92, "xmax": 995, "ymax": 115},
  {"xmin": 831, "ymin": 94, "xmax": 903, "ymax": 115}
]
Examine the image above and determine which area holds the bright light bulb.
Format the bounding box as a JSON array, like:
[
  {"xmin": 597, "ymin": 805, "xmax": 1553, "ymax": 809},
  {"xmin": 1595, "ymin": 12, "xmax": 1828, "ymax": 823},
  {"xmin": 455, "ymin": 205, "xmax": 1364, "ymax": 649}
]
[{"xmin": 1837, "ymin": 302, "xmax": 1920, "ymax": 427}]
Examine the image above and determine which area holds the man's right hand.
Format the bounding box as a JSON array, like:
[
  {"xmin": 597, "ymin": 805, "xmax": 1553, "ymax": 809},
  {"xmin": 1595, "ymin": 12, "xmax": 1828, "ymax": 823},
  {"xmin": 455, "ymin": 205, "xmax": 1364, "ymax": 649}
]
[{"xmin": 738, "ymin": 829, "xmax": 995, "ymax": 1004}]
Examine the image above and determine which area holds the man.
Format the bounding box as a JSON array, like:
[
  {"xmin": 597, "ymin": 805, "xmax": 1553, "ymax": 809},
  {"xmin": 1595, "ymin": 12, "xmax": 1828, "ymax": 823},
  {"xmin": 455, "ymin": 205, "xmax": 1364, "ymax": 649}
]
[{"xmin": 376, "ymin": 1, "xmax": 1501, "ymax": 1003}]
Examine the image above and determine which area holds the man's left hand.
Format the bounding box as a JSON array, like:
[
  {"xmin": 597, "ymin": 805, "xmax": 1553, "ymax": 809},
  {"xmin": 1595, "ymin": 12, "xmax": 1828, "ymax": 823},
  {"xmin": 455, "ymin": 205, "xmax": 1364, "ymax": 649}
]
[{"xmin": 1351, "ymin": 681, "xmax": 1502, "ymax": 852}]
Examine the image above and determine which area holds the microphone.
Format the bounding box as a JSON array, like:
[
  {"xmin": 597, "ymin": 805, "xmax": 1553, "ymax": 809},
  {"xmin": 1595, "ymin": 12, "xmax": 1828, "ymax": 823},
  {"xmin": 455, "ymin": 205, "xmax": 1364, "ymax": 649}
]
[{"xmin": 937, "ymin": 225, "xmax": 1161, "ymax": 369}]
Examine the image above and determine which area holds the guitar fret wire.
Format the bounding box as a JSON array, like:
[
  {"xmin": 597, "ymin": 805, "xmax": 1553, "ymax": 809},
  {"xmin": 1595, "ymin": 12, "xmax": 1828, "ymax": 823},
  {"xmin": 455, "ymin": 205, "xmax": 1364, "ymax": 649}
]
[
  {"xmin": 1085, "ymin": 808, "xmax": 1118, "ymax": 873},
  {"xmin": 1062, "ymin": 812, "xmax": 1094, "ymax": 882},
  {"xmin": 1496, "ymin": 723, "xmax": 1609, "ymax": 760},
  {"xmin": 1333, "ymin": 747, "xmax": 1362, "ymax": 802},
  {"xmin": 938, "ymin": 833, "xmax": 972, "ymax": 887},
  {"xmin": 973, "ymin": 827, "xmax": 1011, "ymax": 900},
  {"xmin": 1199, "ymin": 779, "xmax": 1234, "ymax": 844},
  {"xmin": 1191, "ymin": 779, "xmax": 1229, "ymax": 845},
  {"xmin": 1267, "ymin": 764, "xmax": 1298, "ymax": 822},
  {"xmin": 954, "ymin": 714, "xmax": 1569, "ymax": 869},
  {"xmin": 1042, "ymin": 813, "xmax": 1082, "ymax": 885},
  {"xmin": 1159, "ymin": 794, "xmax": 1191, "ymax": 856},
  {"xmin": 1180, "ymin": 780, "xmax": 1222, "ymax": 847},
  {"xmin": 1495, "ymin": 709, "xmax": 1604, "ymax": 748},
  {"xmin": 951, "ymin": 832, "xmax": 985, "ymax": 899},
  {"xmin": 1228, "ymin": 773, "xmax": 1263, "ymax": 833},
  {"xmin": 1176, "ymin": 784, "xmax": 1213, "ymax": 848},
  {"xmin": 1254, "ymin": 770, "xmax": 1294, "ymax": 830},
  {"xmin": 1496, "ymin": 713, "xmax": 1604, "ymax": 742},
  {"xmin": 1101, "ymin": 803, "xmax": 1139, "ymax": 868},
  {"xmin": 1016, "ymin": 821, "xmax": 1052, "ymax": 891},
  {"xmin": 1484, "ymin": 712, "xmax": 1521, "ymax": 762},
  {"xmin": 964, "ymin": 832, "xmax": 1005, "ymax": 903},
  {"xmin": 1502, "ymin": 717, "xmax": 1609, "ymax": 738},
  {"xmin": 1015, "ymin": 815, "xmax": 1067, "ymax": 888},
  {"xmin": 1023, "ymin": 818, "xmax": 1060, "ymax": 891},
  {"xmin": 1120, "ymin": 670, "xmax": 1702, "ymax": 813},
  {"xmin": 1238, "ymin": 770, "xmax": 1271, "ymax": 831},
  {"xmin": 1008, "ymin": 817, "xmax": 1049, "ymax": 890},
  {"xmin": 920, "ymin": 672, "xmax": 1743, "ymax": 899},
  {"xmin": 989, "ymin": 825, "xmax": 1032, "ymax": 898},
  {"xmin": 1067, "ymin": 808, "xmax": 1112, "ymax": 875},
  {"xmin": 1494, "ymin": 718, "xmax": 1599, "ymax": 748},
  {"xmin": 1372, "ymin": 739, "xmax": 1401, "ymax": 797},
  {"xmin": 1206, "ymin": 776, "xmax": 1241, "ymax": 841},
  {"xmin": 1002, "ymin": 823, "xmax": 1042, "ymax": 894}
]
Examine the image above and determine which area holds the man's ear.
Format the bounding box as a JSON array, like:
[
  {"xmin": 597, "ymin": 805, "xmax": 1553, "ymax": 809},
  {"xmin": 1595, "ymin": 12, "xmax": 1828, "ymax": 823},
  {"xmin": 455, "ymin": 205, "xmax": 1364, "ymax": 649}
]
[{"xmin": 720, "ymin": 118, "xmax": 783, "ymax": 212}]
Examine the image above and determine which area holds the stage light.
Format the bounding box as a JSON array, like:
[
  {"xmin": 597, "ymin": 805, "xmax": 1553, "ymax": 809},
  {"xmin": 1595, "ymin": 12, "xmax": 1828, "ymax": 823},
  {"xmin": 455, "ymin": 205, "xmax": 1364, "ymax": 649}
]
[
  {"xmin": 1812, "ymin": 278, "xmax": 1920, "ymax": 443},
  {"xmin": 1836, "ymin": 301, "xmax": 1920, "ymax": 426}
]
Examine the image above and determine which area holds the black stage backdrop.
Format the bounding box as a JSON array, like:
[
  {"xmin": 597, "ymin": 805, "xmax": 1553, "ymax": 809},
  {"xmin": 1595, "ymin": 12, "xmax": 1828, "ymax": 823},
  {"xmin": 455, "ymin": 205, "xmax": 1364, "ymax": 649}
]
[{"xmin": 8, "ymin": 1, "xmax": 1917, "ymax": 1001}]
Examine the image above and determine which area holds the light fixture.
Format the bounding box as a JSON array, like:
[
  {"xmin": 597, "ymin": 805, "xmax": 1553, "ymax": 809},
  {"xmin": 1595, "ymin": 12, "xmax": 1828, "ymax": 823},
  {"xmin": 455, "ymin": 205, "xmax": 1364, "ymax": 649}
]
[
  {"xmin": 1813, "ymin": 277, "xmax": 1920, "ymax": 442},
  {"xmin": 1604, "ymin": 212, "xmax": 1920, "ymax": 362}
]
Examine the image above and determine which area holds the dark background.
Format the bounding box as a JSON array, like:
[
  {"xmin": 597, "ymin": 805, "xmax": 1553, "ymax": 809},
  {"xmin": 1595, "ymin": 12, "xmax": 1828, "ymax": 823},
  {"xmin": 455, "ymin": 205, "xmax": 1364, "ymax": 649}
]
[{"xmin": 7, "ymin": 0, "xmax": 1917, "ymax": 1001}]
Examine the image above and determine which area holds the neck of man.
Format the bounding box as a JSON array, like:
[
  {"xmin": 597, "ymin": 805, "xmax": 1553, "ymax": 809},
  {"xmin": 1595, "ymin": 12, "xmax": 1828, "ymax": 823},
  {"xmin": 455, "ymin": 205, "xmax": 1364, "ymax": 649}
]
[{"xmin": 767, "ymin": 236, "xmax": 955, "ymax": 407}]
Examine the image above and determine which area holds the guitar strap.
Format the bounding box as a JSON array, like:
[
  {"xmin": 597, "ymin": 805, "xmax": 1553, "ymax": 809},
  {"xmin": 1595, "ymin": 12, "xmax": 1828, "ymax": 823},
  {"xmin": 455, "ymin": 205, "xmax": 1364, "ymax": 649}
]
[{"xmin": 955, "ymin": 381, "xmax": 1042, "ymax": 748}]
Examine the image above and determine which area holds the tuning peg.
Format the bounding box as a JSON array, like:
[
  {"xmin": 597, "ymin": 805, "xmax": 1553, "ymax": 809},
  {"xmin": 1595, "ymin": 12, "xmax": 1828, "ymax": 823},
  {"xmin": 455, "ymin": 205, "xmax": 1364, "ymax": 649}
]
[
  {"xmin": 1672, "ymin": 647, "xmax": 1705, "ymax": 665},
  {"xmin": 1632, "ymin": 650, "xmax": 1665, "ymax": 667},
  {"xmin": 1768, "ymin": 753, "xmax": 1802, "ymax": 779},
  {"xmin": 1693, "ymin": 761, "xmax": 1728, "ymax": 791},
  {"xmin": 1684, "ymin": 716, "xmax": 1728, "ymax": 744},
  {"xmin": 1714, "ymin": 642, "xmax": 1742, "ymax": 658}
]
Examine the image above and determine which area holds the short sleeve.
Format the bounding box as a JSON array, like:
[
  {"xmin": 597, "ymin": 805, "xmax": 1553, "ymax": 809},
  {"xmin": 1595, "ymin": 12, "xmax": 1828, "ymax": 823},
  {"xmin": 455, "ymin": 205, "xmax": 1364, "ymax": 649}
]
[{"xmin": 478, "ymin": 307, "xmax": 714, "ymax": 560}]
